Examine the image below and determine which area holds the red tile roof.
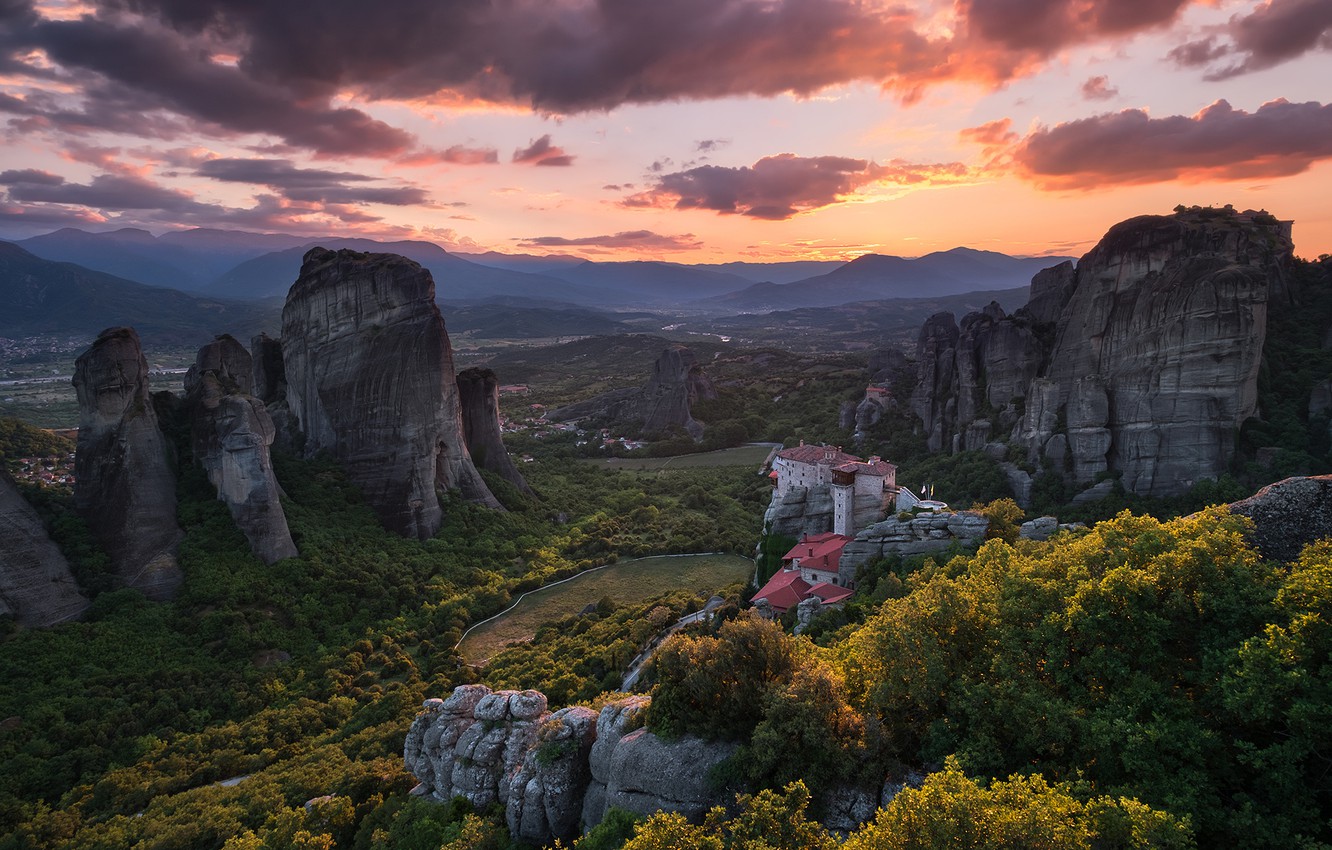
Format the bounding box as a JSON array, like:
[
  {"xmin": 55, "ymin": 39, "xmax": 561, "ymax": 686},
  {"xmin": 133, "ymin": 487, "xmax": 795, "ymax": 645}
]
[
  {"xmin": 809, "ymin": 583, "xmax": 854, "ymax": 606},
  {"xmin": 781, "ymin": 533, "xmax": 851, "ymax": 572},
  {"xmin": 776, "ymin": 444, "xmax": 860, "ymax": 466},
  {"xmin": 833, "ymin": 460, "xmax": 896, "ymax": 476},
  {"xmin": 752, "ymin": 569, "xmax": 810, "ymax": 614}
]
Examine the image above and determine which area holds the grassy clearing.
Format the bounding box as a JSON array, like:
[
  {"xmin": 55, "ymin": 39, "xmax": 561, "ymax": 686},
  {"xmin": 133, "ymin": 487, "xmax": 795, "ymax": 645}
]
[
  {"xmin": 459, "ymin": 552, "xmax": 755, "ymax": 663},
  {"xmin": 584, "ymin": 443, "xmax": 778, "ymax": 472}
]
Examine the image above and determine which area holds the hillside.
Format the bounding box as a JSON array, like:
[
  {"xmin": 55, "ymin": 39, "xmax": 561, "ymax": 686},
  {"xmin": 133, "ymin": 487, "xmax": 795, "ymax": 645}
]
[{"xmin": 0, "ymin": 241, "xmax": 278, "ymax": 343}]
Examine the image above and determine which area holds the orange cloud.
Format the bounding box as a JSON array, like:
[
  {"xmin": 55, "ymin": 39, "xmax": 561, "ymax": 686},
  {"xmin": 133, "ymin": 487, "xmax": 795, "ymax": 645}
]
[{"xmin": 624, "ymin": 153, "xmax": 977, "ymax": 220}]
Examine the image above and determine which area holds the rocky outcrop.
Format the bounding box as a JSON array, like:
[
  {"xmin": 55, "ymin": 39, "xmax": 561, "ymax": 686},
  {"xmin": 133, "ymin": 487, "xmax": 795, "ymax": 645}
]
[
  {"xmin": 405, "ymin": 687, "xmax": 737, "ymax": 845},
  {"xmin": 72, "ymin": 327, "xmax": 183, "ymax": 600},
  {"xmin": 602, "ymin": 728, "xmax": 738, "ymax": 822},
  {"xmin": 508, "ymin": 706, "xmax": 599, "ymax": 843},
  {"xmin": 837, "ymin": 511, "xmax": 989, "ymax": 582},
  {"xmin": 1228, "ymin": 475, "xmax": 1332, "ymax": 563},
  {"xmin": 763, "ymin": 484, "xmax": 835, "ymax": 539},
  {"xmin": 0, "ymin": 471, "xmax": 88, "ymax": 627},
  {"xmin": 280, "ymin": 248, "xmax": 498, "ymax": 539},
  {"xmin": 456, "ymin": 367, "xmax": 534, "ymax": 497},
  {"xmin": 185, "ymin": 335, "xmax": 297, "ymax": 564},
  {"xmin": 550, "ymin": 345, "xmax": 717, "ymax": 439},
  {"xmin": 911, "ymin": 208, "xmax": 1292, "ymax": 499},
  {"xmin": 582, "ymin": 694, "xmax": 651, "ymax": 828}
]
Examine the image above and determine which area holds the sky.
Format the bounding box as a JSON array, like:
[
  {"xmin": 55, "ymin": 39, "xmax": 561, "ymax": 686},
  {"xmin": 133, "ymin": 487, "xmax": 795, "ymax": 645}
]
[{"xmin": 0, "ymin": 0, "xmax": 1330, "ymax": 262}]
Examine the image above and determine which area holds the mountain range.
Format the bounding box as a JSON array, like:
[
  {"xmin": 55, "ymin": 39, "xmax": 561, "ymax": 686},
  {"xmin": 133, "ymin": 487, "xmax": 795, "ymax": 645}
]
[
  {"xmin": 0, "ymin": 241, "xmax": 278, "ymax": 343},
  {"xmin": 11, "ymin": 227, "xmax": 1072, "ymax": 312}
]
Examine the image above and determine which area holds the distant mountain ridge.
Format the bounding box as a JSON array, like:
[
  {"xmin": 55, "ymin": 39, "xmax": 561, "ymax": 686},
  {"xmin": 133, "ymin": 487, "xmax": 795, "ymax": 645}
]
[
  {"xmin": 0, "ymin": 241, "xmax": 278, "ymax": 343},
  {"xmin": 708, "ymin": 247, "xmax": 1076, "ymax": 311},
  {"xmin": 8, "ymin": 227, "xmax": 1074, "ymax": 311}
]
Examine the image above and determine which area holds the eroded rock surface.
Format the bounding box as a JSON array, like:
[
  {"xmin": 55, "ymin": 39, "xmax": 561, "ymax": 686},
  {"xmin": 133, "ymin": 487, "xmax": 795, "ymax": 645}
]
[
  {"xmin": 0, "ymin": 471, "xmax": 88, "ymax": 627},
  {"xmin": 406, "ymin": 687, "xmax": 743, "ymax": 845},
  {"xmin": 185, "ymin": 335, "xmax": 297, "ymax": 564},
  {"xmin": 550, "ymin": 345, "xmax": 717, "ymax": 439},
  {"xmin": 280, "ymin": 248, "xmax": 498, "ymax": 539},
  {"xmin": 1228, "ymin": 475, "xmax": 1332, "ymax": 563},
  {"xmin": 72, "ymin": 326, "xmax": 183, "ymax": 599},
  {"xmin": 838, "ymin": 511, "xmax": 989, "ymax": 582},
  {"xmin": 456, "ymin": 367, "xmax": 533, "ymax": 497},
  {"xmin": 911, "ymin": 208, "xmax": 1292, "ymax": 499}
]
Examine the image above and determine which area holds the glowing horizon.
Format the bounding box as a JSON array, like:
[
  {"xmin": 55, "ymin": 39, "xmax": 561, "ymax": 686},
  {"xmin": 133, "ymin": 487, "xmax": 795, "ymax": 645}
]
[{"xmin": 0, "ymin": 0, "xmax": 1329, "ymax": 262}]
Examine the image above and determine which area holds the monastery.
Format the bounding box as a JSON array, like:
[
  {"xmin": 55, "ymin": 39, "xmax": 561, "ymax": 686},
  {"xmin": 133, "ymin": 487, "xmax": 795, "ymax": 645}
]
[{"xmin": 755, "ymin": 442, "xmax": 898, "ymax": 614}]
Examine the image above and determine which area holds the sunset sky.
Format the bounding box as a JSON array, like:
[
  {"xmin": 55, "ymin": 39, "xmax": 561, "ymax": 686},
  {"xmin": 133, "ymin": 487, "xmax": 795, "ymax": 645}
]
[{"xmin": 0, "ymin": 0, "xmax": 1329, "ymax": 261}]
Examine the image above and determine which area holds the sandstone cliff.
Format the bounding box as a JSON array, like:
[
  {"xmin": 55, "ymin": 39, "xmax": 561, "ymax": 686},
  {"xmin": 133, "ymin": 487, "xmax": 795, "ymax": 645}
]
[
  {"xmin": 185, "ymin": 335, "xmax": 298, "ymax": 564},
  {"xmin": 550, "ymin": 344, "xmax": 717, "ymax": 439},
  {"xmin": 0, "ymin": 470, "xmax": 89, "ymax": 627},
  {"xmin": 456, "ymin": 367, "xmax": 534, "ymax": 497},
  {"xmin": 72, "ymin": 327, "xmax": 184, "ymax": 599},
  {"xmin": 911, "ymin": 208, "xmax": 1292, "ymax": 499},
  {"xmin": 280, "ymin": 248, "xmax": 498, "ymax": 539}
]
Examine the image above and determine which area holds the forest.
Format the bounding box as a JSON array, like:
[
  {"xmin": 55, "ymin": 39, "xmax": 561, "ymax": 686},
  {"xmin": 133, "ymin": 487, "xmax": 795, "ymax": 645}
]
[{"xmin": 4, "ymin": 256, "xmax": 1332, "ymax": 848}]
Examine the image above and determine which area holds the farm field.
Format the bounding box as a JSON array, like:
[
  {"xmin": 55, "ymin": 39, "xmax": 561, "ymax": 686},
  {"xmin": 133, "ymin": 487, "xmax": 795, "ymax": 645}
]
[{"xmin": 458, "ymin": 552, "xmax": 754, "ymax": 663}]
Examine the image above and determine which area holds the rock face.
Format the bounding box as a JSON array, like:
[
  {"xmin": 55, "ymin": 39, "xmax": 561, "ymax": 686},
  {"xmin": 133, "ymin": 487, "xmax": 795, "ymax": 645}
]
[
  {"xmin": 405, "ymin": 687, "xmax": 735, "ymax": 845},
  {"xmin": 185, "ymin": 335, "xmax": 297, "ymax": 564},
  {"xmin": 837, "ymin": 511, "xmax": 989, "ymax": 583},
  {"xmin": 456, "ymin": 367, "xmax": 534, "ymax": 497},
  {"xmin": 72, "ymin": 327, "xmax": 183, "ymax": 599},
  {"xmin": 1228, "ymin": 475, "xmax": 1332, "ymax": 563},
  {"xmin": 280, "ymin": 248, "xmax": 498, "ymax": 539},
  {"xmin": 551, "ymin": 345, "xmax": 717, "ymax": 439},
  {"xmin": 0, "ymin": 471, "xmax": 89, "ymax": 627},
  {"xmin": 911, "ymin": 208, "xmax": 1292, "ymax": 499},
  {"xmin": 762, "ymin": 484, "xmax": 836, "ymax": 539}
]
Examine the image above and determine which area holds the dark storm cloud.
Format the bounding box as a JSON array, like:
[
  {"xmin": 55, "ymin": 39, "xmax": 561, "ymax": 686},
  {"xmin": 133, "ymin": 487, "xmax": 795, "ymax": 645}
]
[
  {"xmin": 197, "ymin": 157, "xmax": 428, "ymax": 205},
  {"xmin": 624, "ymin": 153, "xmax": 972, "ymax": 220},
  {"xmin": 1009, "ymin": 98, "xmax": 1332, "ymax": 188},
  {"xmin": 23, "ymin": 14, "xmax": 414, "ymax": 155},
  {"xmin": 958, "ymin": 0, "xmax": 1193, "ymax": 53},
  {"xmin": 512, "ymin": 135, "xmax": 574, "ymax": 166},
  {"xmin": 5, "ymin": 171, "xmax": 205, "ymax": 210},
  {"xmin": 0, "ymin": 168, "xmax": 64, "ymax": 185},
  {"xmin": 1169, "ymin": 0, "xmax": 1332, "ymax": 78}
]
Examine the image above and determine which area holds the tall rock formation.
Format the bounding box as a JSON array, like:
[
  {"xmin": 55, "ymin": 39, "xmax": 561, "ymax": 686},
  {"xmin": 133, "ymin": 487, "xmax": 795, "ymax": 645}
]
[
  {"xmin": 72, "ymin": 326, "xmax": 183, "ymax": 599},
  {"xmin": 456, "ymin": 367, "xmax": 534, "ymax": 498},
  {"xmin": 550, "ymin": 344, "xmax": 718, "ymax": 439},
  {"xmin": 281, "ymin": 248, "xmax": 498, "ymax": 540},
  {"xmin": 185, "ymin": 335, "xmax": 298, "ymax": 564},
  {"xmin": 0, "ymin": 471, "xmax": 89, "ymax": 627},
  {"xmin": 911, "ymin": 207, "xmax": 1292, "ymax": 499}
]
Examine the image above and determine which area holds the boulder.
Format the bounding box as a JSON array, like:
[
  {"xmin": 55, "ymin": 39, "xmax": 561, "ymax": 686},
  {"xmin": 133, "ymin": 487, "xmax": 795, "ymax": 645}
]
[
  {"xmin": 1228, "ymin": 475, "xmax": 1332, "ymax": 563},
  {"xmin": 72, "ymin": 327, "xmax": 183, "ymax": 599},
  {"xmin": 280, "ymin": 248, "xmax": 499, "ymax": 539},
  {"xmin": 838, "ymin": 511, "xmax": 989, "ymax": 580},
  {"xmin": 1018, "ymin": 516, "xmax": 1059, "ymax": 541},
  {"xmin": 0, "ymin": 471, "xmax": 89, "ymax": 627},
  {"xmin": 601, "ymin": 729, "xmax": 738, "ymax": 823}
]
